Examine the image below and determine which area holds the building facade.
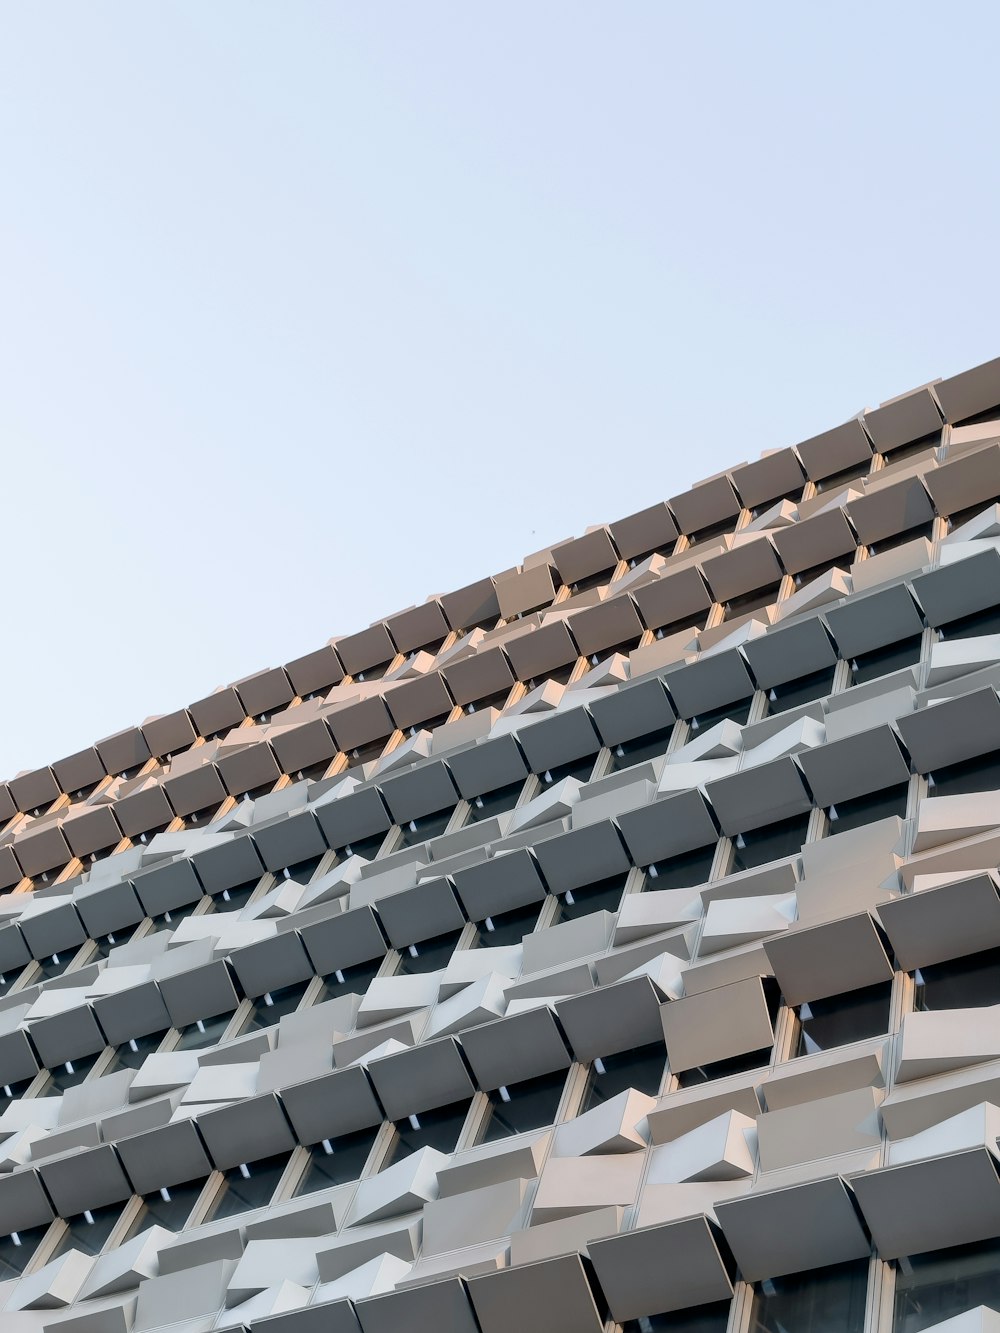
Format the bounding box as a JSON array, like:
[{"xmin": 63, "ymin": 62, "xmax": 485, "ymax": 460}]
[{"xmin": 1, "ymin": 359, "xmax": 1000, "ymax": 1331}]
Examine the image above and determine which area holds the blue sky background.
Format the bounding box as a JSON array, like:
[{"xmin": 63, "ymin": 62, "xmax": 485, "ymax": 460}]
[{"xmin": 1, "ymin": 2, "xmax": 998, "ymax": 773}]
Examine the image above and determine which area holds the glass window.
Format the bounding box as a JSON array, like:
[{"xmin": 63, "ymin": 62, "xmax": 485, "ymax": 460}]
[
  {"xmin": 580, "ymin": 1042, "xmax": 667, "ymax": 1112},
  {"xmin": 111, "ymin": 1031, "xmax": 168, "ymax": 1071},
  {"xmin": 894, "ymin": 1236, "xmax": 1000, "ymax": 1332},
  {"xmin": 677, "ymin": 1047, "xmax": 773, "ymax": 1089},
  {"xmin": 34, "ymin": 952, "xmax": 75, "ymax": 981},
  {"xmin": 295, "ymin": 1128, "xmax": 380, "ymax": 1194},
  {"xmin": 814, "ymin": 458, "xmax": 872, "ymax": 492},
  {"xmin": 242, "ymin": 981, "xmax": 310, "ymax": 1032},
  {"xmin": 44, "ymin": 1053, "xmax": 101, "ymax": 1092},
  {"xmin": 750, "ymin": 1257, "xmax": 869, "ymax": 1332},
  {"xmin": 731, "ymin": 815, "xmax": 810, "ymax": 872},
  {"xmin": 623, "ymin": 1302, "xmax": 732, "ymax": 1333},
  {"xmin": 50, "ymin": 1203, "xmax": 126, "ymax": 1259},
  {"xmin": 938, "ymin": 605, "xmax": 1000, "ymax": 641},
  {"xmin": 211, "ymin": 881, "xmax": 258, "ymax": 914},
  {"xmin": 796, "ymin": 982, "xmax": 893, "ymax": 1056},
  {"xmin": 690, "ymin": 698, "xmax": 753, "ymax": 731},
  {"xmin": 174, "ymin": 1012, "xmax": 235, "ymax": 1050},
  {"xmin": 767, "ymin": 667, "xmax": 837, "ymax": 714},
  {"xmin": 0, "ymin": 1077, "xmax": 35, "ymax": 1102},
  {"xmin": 90, "ymin": 925, "xmax": 138, "ymax": 959},
  {"xmin": 868, "ymin": 520, "xmax": 936, "ymax": 557},
  {"xmin": 398, "ymin": 808, "xmax": 454, "ymax": 847},
  {"xmin": 203, "ymin": 1153, "xmax": 291, "ymax": 1222},
  {"xmin": 913, "ymin": 947, "xmax": 1000, "ymax": 1012},
  {"xmin": 828, "ymin": 785, "xmax": 908, "ymax": 834},
  {"xmin": 647, "ymin": 845, "xmax": 716, "ymax": 888},
  {"xmin": 482, "ymin": 1070, "xmax": 568, "ymax": 1142},
  {"xmin": 851, "ymin": 636, "xmax": 922, "ymax": 685},
  {"xmin": 284, "ymin": 856, "xmax": 324, "ymax": 885},
  {"xmin": 555, "ymin": 874, "xmax": 628, "ymax": 922},
  {"xmin": 475, "ymin": 902, "xmax": 542, "ymax": 948},
  {"xmin": 126, "ymin": 1179, "xmax": 207, "ymax": 1238},
  {"xmin": 337, "ymin": 832, "xmax": 388, "ymax": 861},
  {"xmin": 929, "ymin": 753, "xmax": 1000, "ymax": 798},
  {"xmin": 0, "ymin": 1224, "xmax": 50, "ymax": 1280},
  {"xmin": 609, "ymin": 726, "xmax": 676, "ymax": 771},
  {"xmin": 318, "ymin": 958, "xmax": 384, "ymax": 1001},
  {"xmin": 396, "ymin": 931, "xmax": 463, "ymax": 975},
  {"xmin": 538, "ymin": 755, "xmax": 599, "ymax": 786},
  {"xmin": 467, "ymin": 782, "xmax": 525, "ymax": 822},
  {"xmin": 384, "ymin": 1100, "xmax": 470, "ymax": 1165}
]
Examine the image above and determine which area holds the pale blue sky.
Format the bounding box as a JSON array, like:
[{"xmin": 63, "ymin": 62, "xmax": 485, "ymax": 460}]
[{"xmin": 1, "ymin": 2, "xmax": 997, "ymax": 774}]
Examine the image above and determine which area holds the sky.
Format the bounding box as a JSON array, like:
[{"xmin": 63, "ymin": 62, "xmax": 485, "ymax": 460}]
[{"xmin": 0, "ymin": 2, "xmax": 998, "ymax": 775}]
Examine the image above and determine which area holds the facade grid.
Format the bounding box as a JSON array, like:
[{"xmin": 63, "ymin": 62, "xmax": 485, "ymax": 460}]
[{"xmin": 1, "ymin": 359, "xmax": 1000, "ymax": 1329}]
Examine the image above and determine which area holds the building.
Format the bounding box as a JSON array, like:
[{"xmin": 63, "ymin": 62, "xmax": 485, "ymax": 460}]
[{"xmin": 1, "ymin": 358, "xmax": 1000, "ymax": 1332}]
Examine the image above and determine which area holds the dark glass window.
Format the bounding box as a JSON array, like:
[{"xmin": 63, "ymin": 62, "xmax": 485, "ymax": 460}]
[
  {"xmin": 690, "ymin": 698, "xmax": 753, "ymax": 732},
  {"xmin": 127, "ymin": 1179, "xmax": 207, "ymax": 1238},
  {"xmin": 938, "ymin": 604, "xmax": 1000, "ymax": 641},
  {"xmin": 868, "ymin": 520, "xmax": 936, "ymax": 557},
  {"xmin": 814, "ymin": 458, "xmax": 872, "ymax": 492},
  {"xmin": 475, "ymin": 902, "xmax": 542, "ymax": 948},
  {"xmin": 147, "ymin": 902, "xmax": 199, "ymax": 933},
  {"xmin": 539, "ymin": 755, "xmax": 599, "ymax": 785},
  {"xmin": 50, "ymin": 1203, "xmax": 125, "ymax": 1259},
  {"xmin": 211, "ymin": 881, "xmax": 258, "ymax": 914},
  {"xmin": 112, "ymin": 1030, "xmax": 168, "ymax": 1070},
  {"xmin": 284, "ymin": 856, "xmax": 324, "ymax": 885},
  {"xmin": 929, "ymin": 753, "xmax": 1000, "ymax": 798},
  {"xmin": 731, "ymin": 815, "xmax": 810, "ymax": 871},
  {"xmin": 677, "ymin": 1046, "xmax": 773, "ymax": 1089},
  {"xmin": 398, "ymin": 808, "xmax": 454, "ymax": 847},
  {"xmin": 609, "ymin": 726, "xmax": 675, "ymax": 771},
  {"xmin": 34, "ymin": 952, "xmax": 75, "ymax": 981},
  {"xmin": 174, "ymin": 1012, "xmax": 235, "ymax": 1050},
  {"xmin": 339, "ymin": 832, "xmax": 388, "ymax": 861},
  {"xmin": 90, "ymin": 925, "xmax": 138, "ymax": 958},
  {"xmin": 555, "ymin": 874, "xmax": 627, "ymax": 922},
  {"xmin": 647, "ymin": 845, "xmax": 716, "ymax": 888},
  {"xmin": 767, "ymin": 667, "xmax": 837, "ymax": 714},
  {"xmin": 580, "ymin": 1042, "xmax": 667, "ymax": 1112},
  {"xmin": 723, "ymin": 583, "xmax": 782, "ymax": 622},
  {"xmin": 749, "ymin": 1257, "xmax": 869, "ymax": 1332},
  {"xmin": 397, "ymin": 931, "xmax": 463, "ymax": 975},
  {"xmin": 828, "ymin": 784, "xmax": 908, "ymax": 834},
  {"xmin": 318, "ymin": 958, "xmax": 384, "ymax": 1001},
  {"xmin": 796, "ymin": 982, "xmax": 893, "ymax": 1056},
  {"xmin": 0, "ymin": 1224, "xmax": 50, "ymax": 1280},
  {"xmin": 204, "ymin": 1152, "xmax": 291, "ymax": 1221},
  {"xmin": 385, "ymin": 1100, "xmax": 470, "ymax": 1165},
  {"xmin": 894, "ymin": 1236, "xmax": 1000, "ymax": 1332},
  {"xmin": 467, "ymin": 782, "xmax": 524, "ymax": 822},
  {"xmin": 851, "ymin": 636, "xmax": 922, "ymax": 685},
  {"xmin": 242, "ymin": 981, "xmax": 310, "ymax": 1032},
  {"xmin": 914, "ymin": 947, "xmax": 1000, "ymax": 1012},
  {"xmin": 623, "ymin": 1302, "xmax": 732, "ymax": 1332},
  {"xmin": 1, "ymin": 1077, "xmax": 34, "ymax": 1102},
  {"xmin": 44, "ymin": 1053, "xmax": 100, "ymax": 1091},
  {"xmin": 296, "ymin": 1128, "xmax": 380, "ymax": 1193},
  {"xmin": 482, "ymin": 1070, "xmax": 568, "ymax": 1142}
]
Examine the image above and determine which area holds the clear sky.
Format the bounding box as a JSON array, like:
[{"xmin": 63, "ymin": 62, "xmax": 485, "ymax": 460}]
[{"xmin": 1, "ymin": 2, "xmax": 997, "ymax": 775}]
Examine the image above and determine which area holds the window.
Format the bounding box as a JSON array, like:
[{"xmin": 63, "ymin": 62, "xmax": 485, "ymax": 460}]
[
  {"xmin": 646, "ymin": 845, "xmax": 716, "ymax": 888},
  {"xmin": 730, "ymin": 815, "xmax": 810, "ymax": 872},
  {"xmin": 749, "ymin": 1258, "xmax": 869, "ymax": 1333},
  {"xmin": 174, "ymin": 1012, "xmax": 235, "ymax": 1050},
  {"xmin": 112, "ymin": 1030, "xmax": 168, "ymax": 1070},
  {"xmin": 0, "ymin": 1226, "xmax": 50, "ymax": 1279},
  {"xmin": 467, "ymin": 782, "xmax": 525, "ymax": 822},
  {"xmin": 482, "ymin": 1070, "xmax": 568, "ymax": 1142},
  {"xmin": 0, "ymin": 1077, "xmax": 35, "ymax": 1102},
  {"xmin": 623, "ymin": 1302, "xmax": 732, "ymax": 1332},
  {"xmin": 283, "ymin": 856, "xmax": 324, "ymax": 885},
  {"xmin": 928, "ymin": 753, "xmax": 1000, "ymax": 798},
  {"xmin": 474, "ymin": 902, "xmax": 542, "ymax": 948},
  {"xmin": 723, "ymin": 583, "xmax": 782, "ymax": 622},
  {"xmin": 211, "ymin": 881, "xmax": 258, "ymax": 914},
  {"xmin": 868, "ymin": 519, "xmax": 936, "ymax": 556},
  {"xmin": 203, "ymin": 1152, "xmax": 291, "ymax": 1222},
  {"xmin": 90, "ymin": 925, "xmax": 138, "ymax": 959},
  {"xmin": 296, "ymin": 1128, "xmax": 380, "ymax": 1194},
  {"xmin": 795, "ymin": 982, "xmax": 893, "ymax": 1056},
  {"xmin": 126, "ymin": 1179, "xmax": 207, "ymax": 1238},
  {"xmin": 398, "ymin": 807, "xmax": 455, "ymax": 847},
  {"xmin": 318, "ymin": 958, "xmax": 384, "ymax": 1001},
  {"xmin": 913, "ymin": 947, "xmax": 1000, "ymax": 1012},
  {"xmin": 814, "ymin": 459, "xmax": 872, "ymax": 492},
  {"xmin": 894, "ymin": 1237, "xmax": 1000, "ymax": 1332},
  {"xmin": 766, "ymin": 667, "xmax": 837, "ymax": 714},
  {"xmin": 937, "ymin": 604, "xmax": 1000, "ymax": 641},
  {"xmin": 609, "ymin": 726, "xmax": 675, "ymax": 771},
  {"xmin": 396, "ymin": 931, "xmax": 463, "ymax": 975},
  {"xmin": 690, "ymin": 698, "xmax": 753, "ymax": 731},
  {"xmin": 34, "ymin": 952, "xmax": 75, "ymax": 981},
  {"xmin": 338, "ymin": 832, "xmax": 388, "ymax": 861},
  {"xmin": 242, "ymin": 981, "xmax": 311, "ymax": 1032},
  {"xmin": 50, "ymin": 1204, "xmax": 126, "ymax": 1259},
  {"xmin": 579, "ymin": 1042, "xmax": 667, "ymax": 1112},
  {"xmin": 827, "ymin": 784, "xmax": 908, "ymax": 834},
  {"xmin": 538, "ymin": 755, "xmax": 599, "ymax": 786},
  {"xmin": 851, "ymin": 636, "xmax": 922, "ymax": 684},
  {"xmin": 677, "ymin": 1046, "xmax": 773, "ymax": 1089},
  {"xmin": 384, "ymin": 1100, "xmax": 471, "ymax": 1165},
  {"xmin": 554, "ymin": 874, "xmax": 628, "ymax": 922},
  {"xmin": 43, "ymin": 1053, "xmax": 101, "ymax": 1091}
]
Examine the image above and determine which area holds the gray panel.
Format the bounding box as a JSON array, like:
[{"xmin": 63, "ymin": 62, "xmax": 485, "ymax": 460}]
[
  {"xmin": 556, "ymin": 976, "xmax": 666, "ymax": 1062},
  {"xmin": 764, "ymin": 913, "xmax": 894, "ymax": 1005},
  {"xmin": 358, "ymin": 1277, "xmax": 480, "ymax": 1333},
  {"xmin": 283, "ymin": 644, "xmax": 345, "ymax": 697},
  {"xmin": 446, "ymin": 734, "xmax": 530, "ymax": 800},
  {"xmin": 705, "ymin": 756, "xmax": 813, "ymax": 836},
  {"xmin": 743, "ymin": 617, "xmax": 838, "ymax": 691},
  {"xmin": 29, "ymin": 1004, "xmax": 107, "ymax": 1069},
  {"xmin": 896, "ymin": 687, "xmax": 1000, "ymax": 772},
  {"xmin": 191, "ymin": 835, "xmax": 266, "ymax": 895},
  {"xmin": 589, "ymin": 1216, "xmax": 735, "ymax": 1321},
  {"xmin": 368, "ymin": 1037, "xmax": 476, "ymax": 1119},
  {"xmin": 826, "ymin": 583, "xmax": 925, "ymax": 659},
  {"xmin": 715, "ymin": 1176, "xmax": 871, "ymax": 1280},
  {"xmin": 76, "ymin": 881, "xmax": 146, "ymax": 940},
  {"xmin": 532, "ymin": 821, "xmax": 631, "ymax": 895},
  {"xmin": 588, "ymin": 678, "xmax": 676, "ymax": 748},
  {"xmin": 300, "ymin": 905, "xmax": 388, "ymax": 976},
  {"xmin": 18, "ymin": 902, "xmax": 85, "ymax": 961},
  {"xmin": 460, "ymin": 1007, "xmax": 572, "ymax": 1090},
  {"xmin": 254, "ymin": 1301, "xmax": 362, "ymax": 1333},
  {"xmin": 279, "ymin": 1065, "xmax": 383, "ymax": 1145},
  {"xmin": 117, "ymin": 1119, "xmax": 213, "ymax": 1195},
  {"xmin": 912, "ymin": 548, "xmax": 1000, "ymax": 627},
  {"xmin": 0, "ymin": 1169, "xmax": 55, "ymax": 1234},
  {"xmin": 198, "ymin": 1093, "xmax": 297, "ymax": 1171},
  {"xmin": 609, "ymin": 501, "xmax": 679, "ymax": 561},
  {"xmin": 38, "ymin": 1144, "xmax": 132, "ymax": 1217},
  {"xmin": 158, "ymin": 959, "xmax": 241, "ymax": 1029},
  {"xmin": 377, "ymin": 761, "xmax": 459, "ymax": 825},
  {"xmin": 617, "ymin": 788, "xmax": 718, "ymax": 867},
  {"xmin": 468, "ymin": 1252, "xmax": 605, "ymax": 1333},
  {"xmin": 440, "ymin": 576, "xmax": 501, "ymax": 633},
  {"xmin": 451, "ymin": 849, "xmax": 548, "ymax": 921},
  {"xmin": 864, "ymin": 388, "xmax": 942, "ymax": 453},
  {"xmin": 935, "ymin": 355, "xmax": 1000, "ymax": 423},
  {"xmin": 516, "ymin": 710, "xmax": 602, "ymax": 775},
  {"xmin": 93, "ymin": 982, "xmax": 172, "ymax": 1046},
  {"xmin": 666, "ymin": 650, "xmax": 756, "ymax": 720},
  {"xmin": 229, "ymin": 932, "xmax": 314, "ymax": 999},
  {"xmin": 313, "ymin": 787, "xmax": 392, "ymax": 851},
  {"xmin": 798, "ymin": 725, "xmax": 910, "ymax": 808},
  {"xmin": 0, "ymin": 924, "xmax": 31, "ymax": 975},
  {"xmin": 252, "ymin": 810, "xmax": 327, "ymax": 872},
  {"xmin": 0, "ymin": 1028, "xmax": 41, "ymax": 1086},
  {"xmin": 375, "ymin": 876, "xmax": 466, "ymax": 949},
  {"xmin": 877, "ymin": 873, "xmax": 1000, "ymax": 971},
  {"xmin": 131, "ymin": 859, "xmax": 205, "ymax": 918},
  {"xmin": 795, "ymin": 419, "xmax": 872, "ymax": 481}
]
